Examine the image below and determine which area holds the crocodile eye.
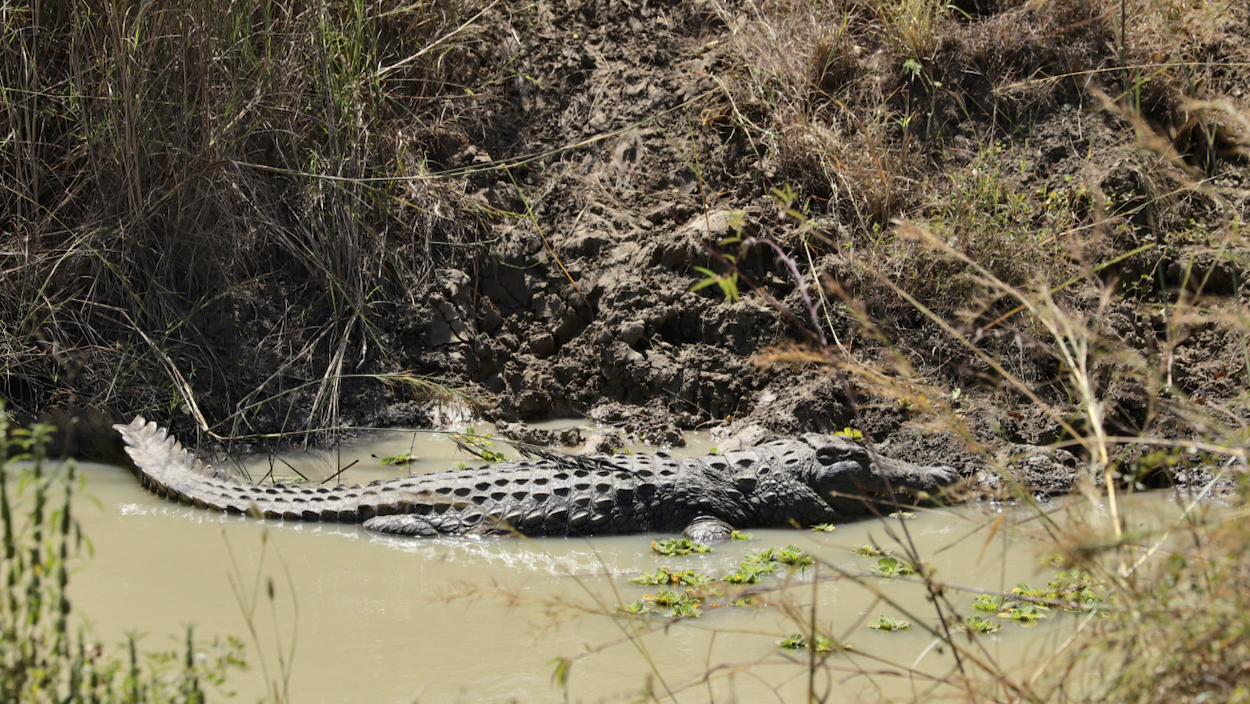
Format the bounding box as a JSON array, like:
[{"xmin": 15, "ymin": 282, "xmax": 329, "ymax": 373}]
[{"xmin": 816, "ymin": 448, "xmax": 842, "ymax": 466}]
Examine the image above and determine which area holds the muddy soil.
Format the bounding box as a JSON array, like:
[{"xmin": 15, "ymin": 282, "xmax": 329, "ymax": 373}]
[{"xmin": 363, "ymin": 1, "xmax": 840, "ymax": 430}]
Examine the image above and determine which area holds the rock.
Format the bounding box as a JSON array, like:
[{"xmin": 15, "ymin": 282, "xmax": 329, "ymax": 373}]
[
  {"xmin": 619, "ymin": 319, "xmax": 645, "ymax": 346},
  {"xmin": 715, "ymin": 423, "xmax": 773, "ymax": 451},
  {"xmin": 580, "ymin": 428, "xmax": 627, "ymax": 454},
  {"xmin": 984, "ymin": 444, "xmax": 1083, "ymax": 497}
]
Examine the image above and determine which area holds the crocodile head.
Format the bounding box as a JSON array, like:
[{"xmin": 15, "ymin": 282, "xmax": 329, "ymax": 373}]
[{"xmin": 797, "ymin": 434, "xmax": 960, "ymax": 515}]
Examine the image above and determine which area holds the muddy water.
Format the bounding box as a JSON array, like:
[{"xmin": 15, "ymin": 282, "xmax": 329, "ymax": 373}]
[{"xmin": 64, "ymin": 427, "xmax": 1115, "ymax": 703}]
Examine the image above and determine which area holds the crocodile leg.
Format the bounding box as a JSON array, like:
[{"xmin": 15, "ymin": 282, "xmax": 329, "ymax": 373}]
[
  {"xmin": 361, "ymin": 515, "xmax": 440, "ymax": 536},
  {"xmin": 362, "ymin": 513, "xmax": 521, "ymax": 537},
  {"xmin": 682, "ymin": 515, "xmax": 736, "ymax": 544}
]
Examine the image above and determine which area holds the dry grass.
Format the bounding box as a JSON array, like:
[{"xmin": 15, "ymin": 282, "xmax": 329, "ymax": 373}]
[
  {"xmin": 708, "ymin": 0, "xmax": 1247, "ymax": 278},
  {"xmin": 1, "ymin": 0, "xmax": 493, "ymax": 436},
  {"xmin": 624, "ymin": 207, "xmax": 1250, "ymax": 703},
  {"xmin": 1067, "ymin": 496, "xmax": 1250, "ymax": 703}
]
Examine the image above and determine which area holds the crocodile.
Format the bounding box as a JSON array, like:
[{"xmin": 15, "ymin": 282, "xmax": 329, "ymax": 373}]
[{"xmin": 114, "ymin": 416, "xmax": 959, "ymax": 543}]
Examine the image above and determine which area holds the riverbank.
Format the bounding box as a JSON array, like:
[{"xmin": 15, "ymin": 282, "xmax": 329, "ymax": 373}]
[{"xmin": 5, "ymin": 1, "xmax": 1248, "ymax": 488}]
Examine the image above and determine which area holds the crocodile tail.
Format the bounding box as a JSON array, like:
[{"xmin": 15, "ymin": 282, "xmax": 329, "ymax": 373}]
[
  {"xmin": 113, "ymin": 416, "xmax": 234, "ymax": 504},
  {"xmin": 113, "ymin": 416, "xmax": 367, "ymax": 521}
]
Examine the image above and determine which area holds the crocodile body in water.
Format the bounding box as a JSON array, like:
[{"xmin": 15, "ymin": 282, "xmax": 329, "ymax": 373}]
[{"xmin": 115, "ymin": 416, "xmax": 959, "ymax": 542}]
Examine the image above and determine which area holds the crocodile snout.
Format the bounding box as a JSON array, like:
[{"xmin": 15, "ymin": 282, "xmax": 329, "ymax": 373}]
[{"xmin": 930, "ymin": 465, "xmax": 960, "ymax": 488}]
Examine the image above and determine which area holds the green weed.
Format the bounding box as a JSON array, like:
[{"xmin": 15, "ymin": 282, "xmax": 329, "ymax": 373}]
[
  {"xmin": 452, "ymin": 428, "xmax": 507, "ymax": 463},
  {"xmin": 630, "ymin": 567, "xmax": 714, "ymax": 588},
  {"xmin": 778, "ymin": 633, "xmax": 849, "ymax": 653},
  {"xmin": 0, "ymin": 409, "xmax": 249, "ymax": 702},
  {"xmin": 376, "ymin": 453, "xmax": 418, "ymax": 466},
  {"xmin": 833, "ymin": 427, "xmax": 864, "ymax": 442},
  {"xmin": 870, "ymin": 556, "xmax": 919, "ymax": 578},
  {"xmin": 650, "ymin": 539, "xmax": 712, "ymax": 557},
  {"xmin": 962, "ymin": 616, "xmax": 1001, "ymax": 635},
  {"xmin": 867, "ymin": 615, "xmax": 912, "ymax": 632}
]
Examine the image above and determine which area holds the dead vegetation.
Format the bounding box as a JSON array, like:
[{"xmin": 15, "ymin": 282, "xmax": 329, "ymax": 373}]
[{"xmin": 1, "ymin": 0, "xmax": 492, "ymax": 440}]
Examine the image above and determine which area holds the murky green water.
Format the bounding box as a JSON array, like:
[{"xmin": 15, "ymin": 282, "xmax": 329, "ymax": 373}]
[{"xmin": 59, "ymin": 426, "xmax": 1130, "ymax": 703}]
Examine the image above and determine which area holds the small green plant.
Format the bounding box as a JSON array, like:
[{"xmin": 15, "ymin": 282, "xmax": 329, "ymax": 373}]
[
  {"xmin": 972, "ymin": 594, "xmax": 1009, "ymax": 613},
  {"xmin": 902, "ymin": 57, "xmax": 924, "ymax": 80},
  {"xmin": 963, "ymin": 616, "xmax": 1001, "ymax": 634},
  {"xmin": 868, "ymin": 615, "xmax": 912, "ymax": 632},
  {"xmin": 778, "ymin": 633, "xmax": 849, "ymax": 653},
  {"xmin": 1011, "ymin": 582, "xmax": 1049, "ymax": 600},
  {"xmin": 810, "ymin": 523, "xmax": 837, "ymax": 533},
  {"xmin": 888, "ymin": 510, "xmax": 916, "ymax": 520},
  {"xmin": 651, "ymin": 539, "xmax": 712, "ymax": 556},
  {"xmin": 453, "ymin": 428, "xmax": 506, "ymax": 463},
  {"xmin": 691, "ymin": 265, "xmax": 741, "ymax": 303},
  {"xmin": 777, "ymin": 633, "xmax": 807, "ymax": 650},
  {"xmin": 775, "ymin": 544, "xmax": 814, "ymax": 569},
  {"xmin": 643, "ymin": 590, "xmax": 705, "ymax": 619},
  {"xmin": 870, "ymin": 556, "xmax": 918, "ymax": 578},
  {"xmin": 617, "ymin": 600, "xmax": 651, "ymax": 616},
  {"xmin": 631, "ymin": 567, "xmax": 714, "ymax": 587},
  {"xmin": 743, "ymin": 547, "xmax": 779, "ymax": 564},
  {"xmin": 691, "ymin": 212, "xmax": 748, "ymax": 303},
  {"xmin": 1048, "ymin": 571, "xmax": 1105, "ymax": 613},
  {"xmin": 854, "ymin": 544, "xmax": 888, "ymax": 557},
  {"xmin": 376, "ymin": 452, "xmax": 418, "ymax": 466},
  {"xmin": 730, "ymin": 530, "xmax": 754, "ymax": 541},
  {"xmin": 724, "ymin": 547, "xmax": 784, "ymax": 584},
  {"xmin": 1000, "ymin": 604, "xmax": 1048, "ymax": 626},
  {"xmin": 833, "ymin": 427, "xmax": 864, "ymax": 442},
  {"xmin": 667, "ymin": 600, "xmax": 703, "ymax": 619},
  {"xmin": 724, "ymin": 561, "xmax": 780, "ymax": 585},
  {"xmin": 650, "ymin": 590, "xmax": 685, "ymax": 608}
]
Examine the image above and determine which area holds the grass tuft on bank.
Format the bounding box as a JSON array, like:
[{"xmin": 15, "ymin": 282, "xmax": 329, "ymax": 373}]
[{"xmin": 2, "ymin": 0, "xmax": 493, "ymax": 438}]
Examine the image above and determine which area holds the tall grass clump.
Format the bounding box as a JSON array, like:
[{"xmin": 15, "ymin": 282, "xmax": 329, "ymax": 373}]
[
  {"xmin": 868, "ymin": 224, "xmax": 1250, "ymax": 702},
  {"xmin": 0, "ymin": 0, "xmax": 493, "ymax": 437},
  {"xmin": 707, "ymin": 0, "xmax": 1246, "ymax": 309},
  {"xmin": 704, "ymin": 0, "xmax": 1117, "ymax": 233},
  {"xmin": 0, "ymin": 408, "xmax": 249, "ymax": 702}
]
